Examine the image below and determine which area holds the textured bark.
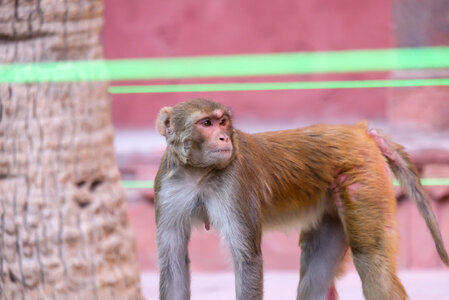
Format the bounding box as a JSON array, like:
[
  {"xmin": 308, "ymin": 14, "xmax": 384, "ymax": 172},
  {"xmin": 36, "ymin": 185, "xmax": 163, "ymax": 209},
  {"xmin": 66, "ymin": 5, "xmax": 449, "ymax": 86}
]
[{"xmin": 0, "ymin": 0, "xmax": 144, "ymax": 299}]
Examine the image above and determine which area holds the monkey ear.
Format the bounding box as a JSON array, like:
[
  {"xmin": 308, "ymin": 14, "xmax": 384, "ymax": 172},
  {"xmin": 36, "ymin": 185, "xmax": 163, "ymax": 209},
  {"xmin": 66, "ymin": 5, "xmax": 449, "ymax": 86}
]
[{"xmin": 156, "ymin": 107, "xmax": 174, "ymax": 137}]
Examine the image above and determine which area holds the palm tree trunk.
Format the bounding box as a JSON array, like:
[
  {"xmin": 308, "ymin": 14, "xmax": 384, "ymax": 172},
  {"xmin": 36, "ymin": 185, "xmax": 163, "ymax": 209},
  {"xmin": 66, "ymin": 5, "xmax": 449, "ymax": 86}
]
[{"xmin": 0, "ymin": 0, "xmax": 144, "ymax": 299}]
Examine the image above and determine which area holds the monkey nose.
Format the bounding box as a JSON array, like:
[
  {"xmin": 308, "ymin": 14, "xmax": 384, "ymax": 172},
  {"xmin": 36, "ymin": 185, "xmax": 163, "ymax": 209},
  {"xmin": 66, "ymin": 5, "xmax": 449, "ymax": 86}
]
[{"xmin": 219, "ymin": 136, "xmax": 229, "ymax": 142}]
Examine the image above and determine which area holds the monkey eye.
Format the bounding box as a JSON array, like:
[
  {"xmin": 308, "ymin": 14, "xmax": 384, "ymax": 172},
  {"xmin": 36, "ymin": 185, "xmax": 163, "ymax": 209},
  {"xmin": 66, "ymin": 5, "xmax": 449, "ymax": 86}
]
[
  {"xmin": 219, "ymin": 118, "xmax": 228, "ymax": 126},
  {"xmin": 201, "ymin": 119, "xmax": 212, "ymax": 127}
]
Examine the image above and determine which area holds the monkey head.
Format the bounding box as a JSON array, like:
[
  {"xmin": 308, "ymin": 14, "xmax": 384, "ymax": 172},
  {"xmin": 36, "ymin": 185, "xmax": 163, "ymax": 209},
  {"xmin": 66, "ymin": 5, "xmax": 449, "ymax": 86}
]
[{"xmin": 156, "ymin": 98, "xmax": 234, "ymax": 169}]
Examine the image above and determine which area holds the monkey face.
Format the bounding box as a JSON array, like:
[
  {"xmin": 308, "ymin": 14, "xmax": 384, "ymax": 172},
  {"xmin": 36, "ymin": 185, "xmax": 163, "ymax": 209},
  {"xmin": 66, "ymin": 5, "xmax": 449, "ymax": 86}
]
[
  {"xmin": 187, "ymin": 109, "xmax": 234, "ymax": 168},
  {"xmin": 156, "ymin": 99, "xmax": 235, "ymax": 169}
]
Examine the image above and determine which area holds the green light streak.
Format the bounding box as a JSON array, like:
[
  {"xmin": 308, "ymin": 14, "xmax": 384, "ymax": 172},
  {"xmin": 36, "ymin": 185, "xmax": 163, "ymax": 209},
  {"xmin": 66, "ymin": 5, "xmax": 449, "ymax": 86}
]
[
  {"xmin": 122, "ymin": 180, "xmax": 154, "ymax": 189},
  {"xmin": 420, "ymin": 178, "xmax": 449, "ymax": 186},
  {"xmin": 2, "ymin": 47, "xmax": 449, "ymax": 83},
  {"xmin": 122, "ymin": 179, "xmax": 449, "ymax": 189},
  {"xmin": 393, "ymin": 178, "xmax": 449, "ymax": 186},
  {"xmin": 109, "ymin": 78, "xmax": 449, "ymax": 94}
]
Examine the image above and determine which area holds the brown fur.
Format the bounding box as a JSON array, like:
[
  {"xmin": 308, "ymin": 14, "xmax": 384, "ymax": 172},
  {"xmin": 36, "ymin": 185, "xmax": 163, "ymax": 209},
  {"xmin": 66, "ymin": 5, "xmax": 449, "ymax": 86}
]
[{"xmin": 155, "ymin": 99, "xmax": 448, "ymax": 300}]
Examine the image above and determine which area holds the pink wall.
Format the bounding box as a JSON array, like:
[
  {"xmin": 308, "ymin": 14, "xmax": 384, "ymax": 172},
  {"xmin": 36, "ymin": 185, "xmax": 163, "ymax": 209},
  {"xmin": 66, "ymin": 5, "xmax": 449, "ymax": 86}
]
[{"xmin": 102, "ymin": 0, "xmax": 393, "ymax": 128}]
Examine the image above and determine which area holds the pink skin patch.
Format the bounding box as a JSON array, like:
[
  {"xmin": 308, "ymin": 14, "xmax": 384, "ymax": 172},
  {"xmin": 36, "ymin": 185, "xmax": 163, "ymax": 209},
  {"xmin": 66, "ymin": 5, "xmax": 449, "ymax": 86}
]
[
  {"xmin": 326, "ymin": 284, "xmax": 338, "ymax": 300},
  {"xmin": 347, "ymin": 182, "xmax": 361, "ymax": 193},
  {"xmin": 331, "ymin": 173, "xmax": 362, "ymax": 209},
  {"xmin": 368, "ymin": 129, "xmax": 397, "ymax": 162},
  {"xmin": 212, "ymin": 109, "xmax": 224, "ymax": 119},
  {"xmin": 368, "ymin": 129, "xmax": 397, "ymax": 180},
  {"xmin": 204, "ymin": 219, "xmax": 210, "ymax": 231}
]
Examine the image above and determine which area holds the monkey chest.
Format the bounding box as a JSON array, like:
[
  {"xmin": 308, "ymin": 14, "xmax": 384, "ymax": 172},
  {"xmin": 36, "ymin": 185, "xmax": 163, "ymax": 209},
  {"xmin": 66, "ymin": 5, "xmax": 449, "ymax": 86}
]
[{"xmin": 157, "ymin": 176, "xmax": 234, "ymax": 228}]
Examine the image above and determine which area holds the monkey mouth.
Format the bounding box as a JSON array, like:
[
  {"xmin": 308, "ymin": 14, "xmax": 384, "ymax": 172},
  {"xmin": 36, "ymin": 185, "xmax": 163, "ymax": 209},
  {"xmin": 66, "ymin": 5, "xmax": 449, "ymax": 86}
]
[
  {"xmin": 210, "ymin": 148, "xmax": 233, "ymax": 162},
  {"xmin": 212, "ymin": 148, "xmax": 232, "ymax": 153}
]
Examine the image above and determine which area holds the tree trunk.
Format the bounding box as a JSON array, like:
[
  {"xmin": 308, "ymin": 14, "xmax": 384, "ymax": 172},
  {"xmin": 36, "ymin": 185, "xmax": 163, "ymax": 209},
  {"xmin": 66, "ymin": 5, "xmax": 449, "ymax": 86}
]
[{"xmin": 0, "ymin": 0, "xmax": 144, "ymax": 299}]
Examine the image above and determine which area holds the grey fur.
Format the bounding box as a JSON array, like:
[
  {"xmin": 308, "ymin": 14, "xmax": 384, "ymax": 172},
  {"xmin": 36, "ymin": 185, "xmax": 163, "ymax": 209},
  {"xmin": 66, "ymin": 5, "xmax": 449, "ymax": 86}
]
[{"xmin": 298, "ymin": 215, "xmax": 347, "ymax": 300}]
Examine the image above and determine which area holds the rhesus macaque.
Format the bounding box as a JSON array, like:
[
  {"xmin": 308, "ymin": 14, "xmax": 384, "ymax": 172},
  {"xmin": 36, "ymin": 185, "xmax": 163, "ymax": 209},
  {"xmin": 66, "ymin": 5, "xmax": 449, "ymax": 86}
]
[{"xmin": 154, "ymin": 98, "xmax": 448, "ymax": 300}]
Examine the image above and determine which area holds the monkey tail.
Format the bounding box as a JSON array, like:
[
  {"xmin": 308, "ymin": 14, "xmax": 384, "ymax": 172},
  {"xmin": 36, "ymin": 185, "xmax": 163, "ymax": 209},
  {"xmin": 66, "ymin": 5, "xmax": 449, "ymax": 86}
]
[{"xmin": 368, "ymin": 129, "xmax": 449, "ymax": 266}]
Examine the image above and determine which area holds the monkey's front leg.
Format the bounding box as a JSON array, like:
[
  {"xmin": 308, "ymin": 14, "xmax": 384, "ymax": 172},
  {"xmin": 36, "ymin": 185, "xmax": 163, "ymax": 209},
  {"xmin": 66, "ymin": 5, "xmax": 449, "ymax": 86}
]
[
  {"xmin": 156, "ymin": 219, "xmax": 192, "ymax": 300},
  {"xmin": 223, "ymin": 216, "xmax": 264, "ymax": 300},
  {"xmin": 233, "ymin": 249, "xmax": 264, "ymax": 300}
]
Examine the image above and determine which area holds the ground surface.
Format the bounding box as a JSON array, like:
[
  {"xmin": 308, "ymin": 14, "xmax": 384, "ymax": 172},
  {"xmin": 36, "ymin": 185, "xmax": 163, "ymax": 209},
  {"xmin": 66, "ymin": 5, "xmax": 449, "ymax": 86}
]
[{"xmin": 141, "ymin": 270, "xmax": 449, "ymax": 300}]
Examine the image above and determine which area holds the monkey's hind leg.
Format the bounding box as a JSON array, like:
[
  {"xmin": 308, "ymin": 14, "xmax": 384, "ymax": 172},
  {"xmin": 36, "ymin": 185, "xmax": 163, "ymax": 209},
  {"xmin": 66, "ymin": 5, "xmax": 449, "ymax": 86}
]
[
  {"xmin": 297, "ymin": 214, "xmax": 348, "ymax": 300},
  {"xmin": 338, "ymin": 174, "xmax": 408, "ymax": 300}
]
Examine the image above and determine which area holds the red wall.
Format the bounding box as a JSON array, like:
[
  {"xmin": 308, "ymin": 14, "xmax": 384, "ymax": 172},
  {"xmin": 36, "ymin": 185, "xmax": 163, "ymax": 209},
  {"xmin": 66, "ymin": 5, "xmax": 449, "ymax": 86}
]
[{"xmin": 102, "ymin": 0, "xmax": 393, "ymax": 128}]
